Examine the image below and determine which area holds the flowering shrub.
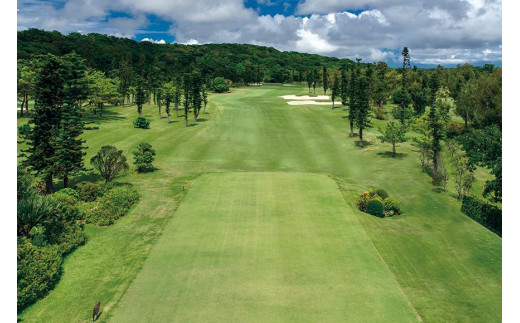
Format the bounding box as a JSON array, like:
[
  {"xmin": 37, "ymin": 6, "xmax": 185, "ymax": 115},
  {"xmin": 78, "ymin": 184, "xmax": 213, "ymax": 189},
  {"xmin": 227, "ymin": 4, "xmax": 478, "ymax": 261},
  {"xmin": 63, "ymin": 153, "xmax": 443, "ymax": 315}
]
[{"xmin": 358, "ymin": 188, "xmax": 402, "ymax": 217}]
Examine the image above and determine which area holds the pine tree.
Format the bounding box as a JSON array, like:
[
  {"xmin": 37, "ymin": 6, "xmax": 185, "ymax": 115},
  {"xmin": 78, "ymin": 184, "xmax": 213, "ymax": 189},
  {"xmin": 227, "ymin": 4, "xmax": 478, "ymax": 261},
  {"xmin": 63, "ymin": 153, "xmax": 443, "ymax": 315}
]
[
  {"xmin": 340, "ymin": 68, "xmax": 349, "ymax": 111},
  {"xmin": 191, "ymin": 72, "xmax": 203, "ymax": 122},
  {"xmin": 135, "ymin": 82, "xmax": 146, "ymax": 116},
  {"xmin": 331, "ymin": 73, "xmax": 339, "ymax": 109},
  {"xmin": 183, "ymin": 73, "xmax": 192, "ymax": 127},
  {"xmin": 322, "ymin": 66, "xmax": 328, "ymax": 95},
  {"xmin": 355, "ymin": 72, "xmax": 372, "ymax": 146},
  {"xmin": 174, "ymin": 76, "xmax": 182, "ymax": 118},
  {"xmin": 22, "ymin": 55, "xmax": 64, "ymax": 193}
]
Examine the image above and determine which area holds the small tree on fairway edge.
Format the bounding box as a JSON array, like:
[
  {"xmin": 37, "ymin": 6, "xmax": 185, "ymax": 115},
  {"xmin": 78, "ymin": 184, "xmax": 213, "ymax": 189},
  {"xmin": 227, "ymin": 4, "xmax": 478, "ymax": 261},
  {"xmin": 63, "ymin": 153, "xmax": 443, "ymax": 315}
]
[{"xmin": 90, "ymin": 146, "xmax": 129, "ymax": 183}]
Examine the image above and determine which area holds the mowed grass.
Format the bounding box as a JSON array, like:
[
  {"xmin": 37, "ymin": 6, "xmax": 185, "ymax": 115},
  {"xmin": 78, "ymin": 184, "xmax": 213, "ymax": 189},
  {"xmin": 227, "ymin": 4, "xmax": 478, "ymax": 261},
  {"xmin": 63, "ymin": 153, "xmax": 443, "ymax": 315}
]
[
  {"xmin": 109, "ymin": 172, "xmax": 418, "ymax": 322},
  {"xmin": 18, "ymin": 84, "xmax": 501, "ymax": 322}
]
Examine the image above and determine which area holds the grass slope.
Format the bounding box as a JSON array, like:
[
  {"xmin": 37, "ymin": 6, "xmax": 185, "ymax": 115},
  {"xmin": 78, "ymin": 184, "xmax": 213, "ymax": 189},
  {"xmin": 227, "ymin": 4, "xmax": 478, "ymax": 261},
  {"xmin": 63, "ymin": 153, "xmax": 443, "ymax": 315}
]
[
  {"xmin": 109, "ymin": 172, "xmax": 418, "ymax": 322},
  {"xmin": 18, "ymin": 84, "xmax": 501, "ymax": 322}
]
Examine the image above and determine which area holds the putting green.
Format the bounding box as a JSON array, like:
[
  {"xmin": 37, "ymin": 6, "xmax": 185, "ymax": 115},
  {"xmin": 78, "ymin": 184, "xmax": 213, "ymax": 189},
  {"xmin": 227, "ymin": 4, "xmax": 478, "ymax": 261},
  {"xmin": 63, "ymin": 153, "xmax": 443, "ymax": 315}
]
[{"xmin": 109, "ymin": 172, "xmax": 418, "ymax": 322}]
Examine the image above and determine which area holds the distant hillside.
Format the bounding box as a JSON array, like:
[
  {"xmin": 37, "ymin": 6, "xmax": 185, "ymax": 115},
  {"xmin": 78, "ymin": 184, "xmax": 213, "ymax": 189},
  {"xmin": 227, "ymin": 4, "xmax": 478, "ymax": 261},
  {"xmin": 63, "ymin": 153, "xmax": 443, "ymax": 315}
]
[{"xmin": 17, "ymin": 29, "xmax": 355, "ymax": 83}]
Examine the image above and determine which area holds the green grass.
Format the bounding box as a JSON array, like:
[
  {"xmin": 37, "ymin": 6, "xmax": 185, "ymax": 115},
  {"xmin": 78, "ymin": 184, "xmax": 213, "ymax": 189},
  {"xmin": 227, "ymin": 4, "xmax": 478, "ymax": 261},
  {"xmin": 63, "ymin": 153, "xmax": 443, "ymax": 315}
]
[
  {"xmin": 18, "ymin": 83, "xmax": 501, "ymax": 322},
  {"xmin": 109, "ymin": 172, "xmax": 419, "ymax": 322}
]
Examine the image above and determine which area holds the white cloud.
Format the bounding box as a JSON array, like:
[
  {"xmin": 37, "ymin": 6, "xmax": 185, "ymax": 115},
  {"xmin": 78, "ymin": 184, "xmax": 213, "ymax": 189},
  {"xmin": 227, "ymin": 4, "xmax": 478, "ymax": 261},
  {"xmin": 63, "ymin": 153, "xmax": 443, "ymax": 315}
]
[
  {"xmin": 17, "ymin": 0, "xmax": 502, "ymax": 65},
  {"xmin": 141, "ymin": 37, "xmax": 166, "ymax": 44}
]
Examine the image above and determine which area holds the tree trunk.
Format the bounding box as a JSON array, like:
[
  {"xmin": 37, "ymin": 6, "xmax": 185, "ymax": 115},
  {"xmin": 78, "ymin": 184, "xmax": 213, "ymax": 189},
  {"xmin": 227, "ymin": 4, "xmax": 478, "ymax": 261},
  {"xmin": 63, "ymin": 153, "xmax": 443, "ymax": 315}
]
[
  {"xmin": 432, "ymin": 152, "xmax": 439, "ymax": 178},
  {"xmin": 464, "ymin": 114, "xmax": 468, "ymax": 129},
  {"xmin": 185, "ymin": 116, "xmax": 188, "ymax": 127},
  {"xmin": 349, "ymin": 121, "xmax": 354, "ymax": 137},
  {"xmin": 167, "ymin": 114, "xmax": 170, "ymax": 124},
  {"xmin": 45, "ymin": 174, "xmax": 53, "ymax": 194},
  {"xmin": 359, "ymin": 127, "xmax": 363, "ymax": 146},
  {"xmin": 392, "ymin": 142, "xmax": 396, "ymax": 157},
  {"xmin": 99, "ymin": 103, "xmax": 103, "ymax": 117},
  {"xmin": 20, "ymin": 98, "xmax": 25, "ymax": 117},
  {"xmin": 203, "ymin": 103, "xmax": 207, "ymax": 114},
  {"xmin": 63, "ymin": 175, "xmax": 69, "ymax": 188},
  {"xmin": 175, "ymin": 105, "xmax": 179, "ymax": 118},
  {"xmin": 332, "ymin": 100, "xmax": 334, "ymax": 109}
]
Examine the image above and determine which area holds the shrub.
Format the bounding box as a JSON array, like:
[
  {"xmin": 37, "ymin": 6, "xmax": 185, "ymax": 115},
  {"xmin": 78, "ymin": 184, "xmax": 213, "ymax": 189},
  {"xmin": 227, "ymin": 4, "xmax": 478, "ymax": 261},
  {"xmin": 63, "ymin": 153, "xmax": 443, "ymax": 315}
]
[
  {"xmin": 461, "ymin": 195, "xmax": 501, "ymax": 236},
  {"xmin": 212, "ymin": 77, "xmax": 229, "ymax": 93},
  {"xmin": 133, "ymin": 142, "xmax": 156, "ymax": 173},
  {"xmin": 373, "ymin": 107, "xmax": 387, "ymax": 120},
  {"xmin": 46, "ymin": 193, "xmax": 86, "ymax": 254},
  {"xmin": 75, "ymin": 182, "xmax": 102, "ymax": 202},
  {"xmin": 383, "ymin": 198, "xmax": 401, "ymax": 216},
  {"xmin": 366, "ymin": 199, "xmax": 385, "ymax": 218},
  {"xmin": 18, "ymin": 124, "xmax": 31, "ymax": 139},
  {"xmin": 90, "ymin": 146, "xmax": 129, "ymax": 183},
  {"xmin": 83, "ymin": 185, "xmax": 140, "ymax": 226},
  {"xmin": 375, "ymin": 188, "xmax": 389, "ymax": 200},
  {"xmin": 133, "ymin": 117, "xmax": 150, "ymax": 129},
  {"xmin": 55, "ymin": 188, "xmax": 80, "ymax": 201},
  {"xmin": 17, "ymin": 238, "xmax": 62, "ymax": 311}
]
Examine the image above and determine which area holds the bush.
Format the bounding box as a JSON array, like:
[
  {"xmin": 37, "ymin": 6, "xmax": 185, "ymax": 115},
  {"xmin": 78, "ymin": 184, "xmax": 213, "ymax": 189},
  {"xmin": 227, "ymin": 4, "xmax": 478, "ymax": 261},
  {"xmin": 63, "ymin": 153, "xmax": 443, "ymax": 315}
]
[
  {"xmin": 212, "ymin": 77, "xmax": 229, "ymax": 93},
  {"xmin": 373, "ymin": 107, "xmax": 387, "ymax": 120},
  {"xmin": 75, "ymin": 182, "xmax": 102, "ymax": 202},
  {"xmin": 133, "ymin": 142, "xmax": 156, "ymax": 173},
  {"xmin": 133, "ymin": 117, "xmax": 150, "ymax": 129},
  {"xmin": 83, "ymin": 185, "xmax": 140, "ymax": 226},
  {"xmin": 375, "ymin": 188, "xmax": 389, "ymax": 200},
  {"xmin": 17, "ymin": 238, "xmax": 62, "ymax": 311},
  {"xmin": 383, "ymin": 198, "xmax": 401, "ymax": 216},
  {"xmin": 366, "ymin": 199, "xmax": 385, "ymax": 218},
  {"xmin": 461, "ymin": 195, "xmax": 501, "ymax": 236},
  {"xmin": 55, "ymin": 188, "xmax": 80, "ymax": 201},
  {"xmin": 46, "ymin": 193, "xmax": 86, "ymax": 254},
  {"xmin": 18, "ymin": 124, "xmax": 31, "ymax": 139}
]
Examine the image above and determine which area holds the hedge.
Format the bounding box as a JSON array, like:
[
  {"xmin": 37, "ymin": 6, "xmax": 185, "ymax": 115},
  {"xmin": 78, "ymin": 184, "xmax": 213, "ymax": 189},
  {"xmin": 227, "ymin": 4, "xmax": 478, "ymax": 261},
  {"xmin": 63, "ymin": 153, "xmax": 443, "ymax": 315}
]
[{"xmin": 461, "ymin": 195, "xmax": 502, "ymax": 236}]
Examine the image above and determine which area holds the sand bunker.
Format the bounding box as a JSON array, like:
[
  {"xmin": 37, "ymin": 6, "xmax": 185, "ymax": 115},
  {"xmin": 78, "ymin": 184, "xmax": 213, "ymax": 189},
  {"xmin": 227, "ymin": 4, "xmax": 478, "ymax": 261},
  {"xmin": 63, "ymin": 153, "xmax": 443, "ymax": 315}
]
[
  {"xmin": 287, "ymin": 100, "xmax": 333, "ymax": 105},
  {"xmin": 281, "ymin": 95, "xmax": 330, "ymax": 100}
]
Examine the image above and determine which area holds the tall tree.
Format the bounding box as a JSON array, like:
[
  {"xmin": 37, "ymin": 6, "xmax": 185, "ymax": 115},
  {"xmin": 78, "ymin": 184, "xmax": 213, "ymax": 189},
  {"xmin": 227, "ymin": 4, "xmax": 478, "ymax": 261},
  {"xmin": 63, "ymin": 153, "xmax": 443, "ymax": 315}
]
[
  {"xmin": 428, "ymin": 94, "xmax": 450, "ymax": 178},
  {"xmin": 306, "ymin": 71, "xmax": 312, "ymax": 93},
  {"xmin": 312, "ymin": 69, "xmax": 318, "ymax": 94},
  {"xmin": 162, "ymin": 81, "xmax": 175, "ymax": 123},
  {"xmin": 174, "ymin": 76, "xmax": 182, "ymax": 118},
  {"xmin": 322, "ymin": 66, "xmax": 328, "ymax": 95},
  {"xmin": 54, "ymin": 54, "xmax": 89, "ymax": 188},
  {"xmin": 118, "ymin": 58, "xmax": 133, "ymax": 107},
  {"xmin": 340, "ymin": 68, "xmax": 349, "ymax": 111},
  {"xmin": 401, "ymin": 47, "xmax": 410, "ymax": 88},
  {"xmin": 347, "ymin": 64, "xmax": 359, "ymax": 137},
  {"xmin": 191, "ymin": 72, "xmax": 203, "ymax": 122},
  {"xmin": 331, "ymin": 73, "xmax": 339, "ymax": 109},
  {"xmin": 17, "ymin": 60, "xmax": 36, "ymax": 117},
  {"xmin": 183, "ymin": 73, "xmax": 192, "ymax": 127},
  {"xmin": 445, "ymin": 140, "xmax": 475, "ymax": 200},
  {"xmin": 135, "ymin": 82, "xmax": 146, "ymax": 117},
  {"xmin": 373, "ymin": 62, "xmax": 389, "ymax": 112},
  {"xmin": 22, "ymin": 55, "xmax": 66, "ymax": 193},
  {"xmin": 87, "ymin": 70, "xmax": 120, "ymax": 116},
  {"xmin": 455, "ymin": 79, "xmax": 477, "ymax": 129},
  {"xmin": 202, "ymin": 83, "xmax": 208, "ymax": 114},
  {"xmin": 355, "ymin": 72, "xmax": 371, "ymax": 145}
]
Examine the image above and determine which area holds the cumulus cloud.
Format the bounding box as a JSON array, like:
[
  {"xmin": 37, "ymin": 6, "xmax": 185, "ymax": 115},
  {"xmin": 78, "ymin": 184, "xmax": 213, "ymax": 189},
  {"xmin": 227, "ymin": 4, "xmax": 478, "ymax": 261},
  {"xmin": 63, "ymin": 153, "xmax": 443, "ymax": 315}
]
[
  {"xmin": 17, "ymin": 0, "xmax": 502, "ymax": 65},
  {"xmin": 141, "ymin": 37, "xmax": 166, "ymax": 44}
]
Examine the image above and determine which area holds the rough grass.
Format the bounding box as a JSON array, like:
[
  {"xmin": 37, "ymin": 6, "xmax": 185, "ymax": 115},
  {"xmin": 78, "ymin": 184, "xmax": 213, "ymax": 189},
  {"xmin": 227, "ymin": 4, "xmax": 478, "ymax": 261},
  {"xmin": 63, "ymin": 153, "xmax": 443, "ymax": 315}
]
[{"xmin": 18, "ymin": 84, "xmax": 501, "ymax": 322}]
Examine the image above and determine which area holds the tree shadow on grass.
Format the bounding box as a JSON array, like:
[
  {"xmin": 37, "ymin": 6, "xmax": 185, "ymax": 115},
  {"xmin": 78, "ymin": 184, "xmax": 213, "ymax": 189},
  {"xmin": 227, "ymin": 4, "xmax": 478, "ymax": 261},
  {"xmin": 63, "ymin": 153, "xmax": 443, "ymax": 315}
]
[
  {"xmin": 186, "ymin": 123, "xmax": 199, "ymax": 127},
  {"xmin": 431, "ymin": 187, "xmax": 446, "ymax": 193},
  {"xmin": 83, "ymin": 109, "xmax": 126, "ymax": 125},
  {"xmin": 377, "ymin": 151, "xmax": 409, "ymax": 159},
  {"xmin": 196, "ymin": 118, "xmax": 208, "ymax": 122},
  {"xmin": 353, "ymin": 140, "xmax": 373, "ymax": 148}
]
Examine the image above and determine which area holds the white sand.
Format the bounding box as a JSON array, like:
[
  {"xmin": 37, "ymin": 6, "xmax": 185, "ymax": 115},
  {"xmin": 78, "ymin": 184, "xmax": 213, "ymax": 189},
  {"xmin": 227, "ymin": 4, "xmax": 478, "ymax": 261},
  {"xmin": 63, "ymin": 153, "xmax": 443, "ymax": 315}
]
[
  {"xmin": 287, "ymin": 100, "xmax": 333, "ymax": 105},
  {"xmin": 280, "ymin": 95, "xmax": 330, "ymax": 100}
]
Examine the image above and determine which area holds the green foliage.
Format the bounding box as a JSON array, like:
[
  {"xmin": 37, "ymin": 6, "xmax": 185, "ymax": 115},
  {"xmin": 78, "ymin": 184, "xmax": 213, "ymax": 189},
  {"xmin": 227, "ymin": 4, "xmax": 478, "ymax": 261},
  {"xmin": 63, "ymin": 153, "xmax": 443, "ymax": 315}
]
[
  {"xmin": 383, "ymin": 198, "xmax": 401, "ymax": 216},
  {"xmin": 391, "ymin": 88, "xmax": 413, "ymax": 124},
  {"xmin": 17, "ymin": 238, "xmax": 62, "ymax": 311},
  {"xmin": 378, "ymin": 120, "xmax": 407, "ymax": 156},
  {"xmin": 18, "ymin": 124, "xmax": 31, "ymax": 139},
  {"xmin": 459, "ymin": 125, "xmax": 501, "ymax": 202},
  {"xmin": 90, "ymin": 146, "xmax": 129, "ymax": 183},
  {"xmin": 133, "ymin": 117, "xmax": 151, "ymax": 129},
  {"xmin": 55, "ymin": 188, "xmax": 79, "ymax": 201},
  {"xmin": 461, "ymin": 196, "xmax": 501, "ymax": 236},
  {"xmin": 373, "ymin": 107, "xmax": 387, "ymax": 120},
  {"xmin": 46, "ymin": 193, "xmax": 86, "ymax": 254},
  {"xmin": 375, "ymin": 188, "xmax": 389, "ymax": 200},
  {"xmin": 133, "ymin": 142, "xmax": 156, "ymax": 172},
  {"xmin": 74, "ymin": 181, "xmax": 102, "ymax": 202},
  {"xmin": 212, "ymin": 77, "xmax": 229, "ymax": 93},
  {"xmin": 366, "ymin": 199, "xmax": 385, "ymax": 218},
  {"xmin": 82, "ymin": 185, "xmax": 140, "ymax": 226}
]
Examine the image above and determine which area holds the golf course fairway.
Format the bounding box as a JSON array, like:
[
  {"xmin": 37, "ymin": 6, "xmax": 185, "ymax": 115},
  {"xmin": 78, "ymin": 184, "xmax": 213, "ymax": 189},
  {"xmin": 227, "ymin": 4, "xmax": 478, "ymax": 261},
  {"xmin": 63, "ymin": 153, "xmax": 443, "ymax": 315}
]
[{"xmin": 109, "ymin": 172, "xmax": 418, "ymax": 322}]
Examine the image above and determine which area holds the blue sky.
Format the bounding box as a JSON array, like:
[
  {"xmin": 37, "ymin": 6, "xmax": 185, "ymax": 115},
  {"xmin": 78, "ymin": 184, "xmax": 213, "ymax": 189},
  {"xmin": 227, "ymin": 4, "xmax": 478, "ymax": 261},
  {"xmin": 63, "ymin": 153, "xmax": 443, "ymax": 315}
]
[{"xmin": 17, "ymin": 0, "xmax": 502, "ymax": 67}]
